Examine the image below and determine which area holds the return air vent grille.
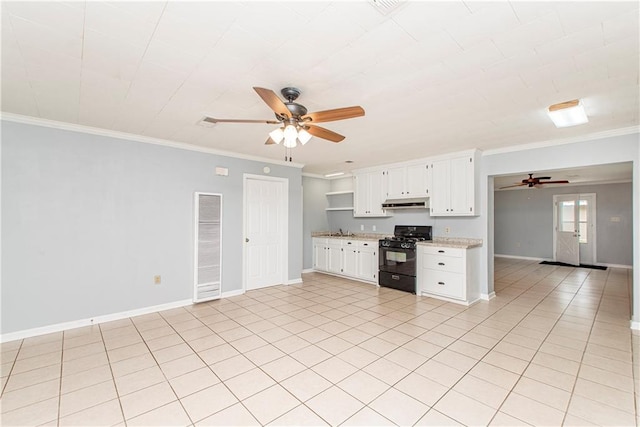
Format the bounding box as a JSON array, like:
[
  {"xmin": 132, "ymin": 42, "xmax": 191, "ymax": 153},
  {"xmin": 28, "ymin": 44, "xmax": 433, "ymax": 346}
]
[
  {"xmin": 194, "ymin": 193, "xmax": 222, "ymax": 303},
  {"xmin": 369, "ymin": 0, "xmax": 406, "ymax": 15},
  {"xmin": 197, "ymin": 116, "xmax": 217, "ymax": 127}
]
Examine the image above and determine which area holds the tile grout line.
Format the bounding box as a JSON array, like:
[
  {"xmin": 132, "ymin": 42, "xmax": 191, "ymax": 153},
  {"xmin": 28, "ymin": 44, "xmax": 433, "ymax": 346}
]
[{"xmin": 490, "ymin": 266, "xmax": 605, "ymax": 425}]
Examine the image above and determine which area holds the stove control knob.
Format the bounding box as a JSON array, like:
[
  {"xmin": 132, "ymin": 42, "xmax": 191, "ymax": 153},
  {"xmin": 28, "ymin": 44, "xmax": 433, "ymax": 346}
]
[{"xmin": 401, "ymin": 242, "xmax": 410, "ymax": 249}]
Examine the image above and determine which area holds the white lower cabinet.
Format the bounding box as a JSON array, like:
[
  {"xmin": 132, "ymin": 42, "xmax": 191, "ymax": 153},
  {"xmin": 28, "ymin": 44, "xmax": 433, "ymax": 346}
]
[
  {"xmin": 327, "ymin": 240, "xmax": 343, "ymax": 274},
  {"xmin": 342, "ymin": 240, "xmax": 359, "ymax": 277},
  {"xmin": 357, "ymin": 241, "xmax": 377, "ymax": 282},
  {"xmin": 312, "ymin": 238, "xmax": 328, "ymax": 271},
  {"xmin": 312, "ymin": 237, "xmax": 378, "ymax": 284},
  {"xmin": 417, "ymin": 245, "xmax": 480, "ymax": 305}
]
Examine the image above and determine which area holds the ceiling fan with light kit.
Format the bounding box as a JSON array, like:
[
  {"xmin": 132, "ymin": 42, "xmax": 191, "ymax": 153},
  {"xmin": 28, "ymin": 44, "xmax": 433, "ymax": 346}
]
[
  {"xmin": 500, "ymin": 173, "xmax": 570, "ymax": 189},
  {"xmin": 201, "ymin": 87, "xmax": 365, "ymax": 161}
]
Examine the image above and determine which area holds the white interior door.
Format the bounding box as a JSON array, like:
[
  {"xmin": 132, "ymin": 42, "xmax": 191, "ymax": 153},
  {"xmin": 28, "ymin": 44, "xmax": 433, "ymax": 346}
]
[
  {"xmin": 244, "ymin": 176, "xmax": 287, "ymax": 291},
  {"xmin": 554, "ymin": 195, "xmax": 580, "ymax": 265}
]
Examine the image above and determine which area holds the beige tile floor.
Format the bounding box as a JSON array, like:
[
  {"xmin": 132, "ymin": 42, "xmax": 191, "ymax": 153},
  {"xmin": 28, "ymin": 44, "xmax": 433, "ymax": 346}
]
[{"xmin": 1, "ymin": 258, "xmax": 638, "ymax": 426}]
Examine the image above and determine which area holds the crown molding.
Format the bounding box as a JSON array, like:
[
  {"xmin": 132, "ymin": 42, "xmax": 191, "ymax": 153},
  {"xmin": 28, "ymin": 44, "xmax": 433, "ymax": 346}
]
[
  {"xmin": 0, "ymin": 113, "xmax": 305, "ymax": 169},
  {"xmin": 482, "ymin": 126, "xmax": 640, "ymax": 156}
]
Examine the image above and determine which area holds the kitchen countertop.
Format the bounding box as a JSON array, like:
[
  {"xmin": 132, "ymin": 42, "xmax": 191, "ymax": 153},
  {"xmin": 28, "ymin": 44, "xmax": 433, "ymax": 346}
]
[
  {"xmin": 312, "ymin": 232, "xmax": 482, "ymax": 248},
  {"xmin": 311, "ymin": 232, "xmax": 389, "ymax": 242},
  {"xmin": 419, "ymin": 237, "xmax": 483, "ymax": 249}
]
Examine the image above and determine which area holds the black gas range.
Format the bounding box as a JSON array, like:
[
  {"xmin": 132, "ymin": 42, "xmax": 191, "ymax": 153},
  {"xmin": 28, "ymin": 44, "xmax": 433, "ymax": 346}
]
[{"xmin": 379, "ymin": 225, "xmax": 432, "ymax": 293}]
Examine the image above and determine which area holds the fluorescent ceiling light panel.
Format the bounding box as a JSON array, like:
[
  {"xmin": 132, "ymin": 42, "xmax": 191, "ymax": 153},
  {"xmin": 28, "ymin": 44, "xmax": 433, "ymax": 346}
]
[
  {"xmin": 324, "ymin": 172, "xmax": 345, "ymax": 178},
  {"xmin": 547, "ymin": 99, "xmax": 588, "ymax": 128}
]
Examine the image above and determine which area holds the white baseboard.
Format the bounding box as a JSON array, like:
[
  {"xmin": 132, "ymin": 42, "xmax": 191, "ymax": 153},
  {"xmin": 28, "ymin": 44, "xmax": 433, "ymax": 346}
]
[
  {"xmin": 597, "ymin": 263, "xmax": 632, "ymax": 269},
  {"xmin": 630, "ymin": 320, "xmax": 640, "ymax": 331},
  {"xmin": 481, "ymin": 292, "xmax": 496, "ymax": 301},
  {"xmin": 494, "ymin": 254, "xmax": 548, "ymax": 261},
  {"xmin": 0, "ymin": 299, "xmax": 192, "ymax": 343},
  {"xmin": 287, "ymin": 278, "xmax": 303, "ymax": 285},
  {"xmin": 301, "ymin": 268, "xmax": 315, "ymax": 274}
]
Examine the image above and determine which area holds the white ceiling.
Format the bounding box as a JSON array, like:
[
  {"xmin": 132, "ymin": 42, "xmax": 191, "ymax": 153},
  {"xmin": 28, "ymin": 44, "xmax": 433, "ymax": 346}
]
[{"xmin": 1, "ymin": 1, "xmax": 638, "ymax": 175}]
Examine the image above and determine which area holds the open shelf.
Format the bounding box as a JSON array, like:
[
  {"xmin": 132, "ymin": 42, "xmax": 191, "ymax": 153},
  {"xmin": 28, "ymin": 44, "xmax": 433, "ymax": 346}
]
[{"xmin": 326, "ymin": 190, "xmax": 354, "ymax": 196}]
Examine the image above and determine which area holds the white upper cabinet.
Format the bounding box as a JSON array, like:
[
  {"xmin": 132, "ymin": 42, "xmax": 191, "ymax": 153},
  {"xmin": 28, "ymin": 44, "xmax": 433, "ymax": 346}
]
[
  {"xmin": 406, "ymin": 163, "xmax": 431, "ymax": 198},
  {"xmin": 384, "ymin": 163, "xmax": 431, "ymax": 199},
  {"xmin": 353, "ymin": 170, "xmax": 390, "ymax": 217},
  {"xmin": 352, "ymin": 149, "xmax": 477, "ymax": 217},
  {"xmin": 430, "ymin": 152, "xmax": 477, "ymax": 216}
]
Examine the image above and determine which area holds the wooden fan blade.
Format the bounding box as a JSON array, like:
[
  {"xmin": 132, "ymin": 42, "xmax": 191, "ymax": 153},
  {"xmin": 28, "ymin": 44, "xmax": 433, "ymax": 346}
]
[
  {"xmin": 535, "ymin": 176, "xmax": 552, "ymax": 180},
  {"xmin": 265, "ymin": 137, "xmax": 276, "ymax": 145},
  {"xmin": 253, "ymin": 87, "xmax": 291, "ymax": 118},
  {"xmin": 306, "ymin": 125, "xmax": 345, "ymax": 143},
  {"xmin": 499, "ymin": 183, "xmax": 527, "ymax": 189},
  {"xmin": 203, "ymin": 117, "xmax": 280, "ymax": 124},
  {"xmin": 302, "ymin": 106, "xmax": 365, "ymax": 123},
  {"xmin": 540, "ymin": 180, "xmax": 569, "ymax": 184}
]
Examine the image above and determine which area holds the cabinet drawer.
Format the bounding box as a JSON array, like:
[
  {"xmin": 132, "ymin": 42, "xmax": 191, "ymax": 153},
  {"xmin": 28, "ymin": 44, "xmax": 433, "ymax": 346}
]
[
  {"xmin": 421, "ymin": 246, "xmax": 463, "ymax": 257},
  {"xmin": 357, "ymin": 240, "xmax": 376, "ymax": 249},
  {"xmin": 421, "ymin": 270, "xmax": 464, "ymax": 299},
  {"xmin": 423, "ymin": 255, "xmax": 463, "ymax": 273}
]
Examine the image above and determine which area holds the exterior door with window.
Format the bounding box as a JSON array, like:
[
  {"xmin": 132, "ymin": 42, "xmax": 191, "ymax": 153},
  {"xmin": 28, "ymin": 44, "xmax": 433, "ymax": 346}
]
[
  {"xmin": 555, "ymin": 195, "xmax": 580, "ymax": 265},
  {"xmin": 554, "ymin": 194, "xmax": 596, "ymax": 266}
]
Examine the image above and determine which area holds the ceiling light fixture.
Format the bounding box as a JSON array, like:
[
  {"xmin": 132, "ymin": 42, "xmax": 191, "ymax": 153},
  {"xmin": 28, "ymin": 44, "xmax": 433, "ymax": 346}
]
[
  {"xmin": 268, "ymin": 124, "xmax": 313, "ymax": 148},
  {"xmin": 324, "ymin": 172, "xmax": 345, "ymax": 178},
  {"xmin": 547, "ymin": 99, "xmax": 588, "ymax": 128}
]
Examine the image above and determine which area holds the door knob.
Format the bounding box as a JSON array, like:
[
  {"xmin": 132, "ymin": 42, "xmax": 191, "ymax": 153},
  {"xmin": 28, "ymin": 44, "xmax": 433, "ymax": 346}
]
[{"xmin": 245, "ymin": 238, "xmax": 250, "ymax": 242}]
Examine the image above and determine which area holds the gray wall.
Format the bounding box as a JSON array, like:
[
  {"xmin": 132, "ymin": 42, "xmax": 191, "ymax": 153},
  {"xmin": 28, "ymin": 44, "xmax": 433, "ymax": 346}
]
[
  {"xmin": 494, "ymin": 182, "xmax": 632, "ymax": 265},
  {"xmin": 1, "ymin": 121, "xmax": 303, "ymax": 334},
  {"xmin": 302, "ymin": 176, "xmax": 329, "ymax": 269}
]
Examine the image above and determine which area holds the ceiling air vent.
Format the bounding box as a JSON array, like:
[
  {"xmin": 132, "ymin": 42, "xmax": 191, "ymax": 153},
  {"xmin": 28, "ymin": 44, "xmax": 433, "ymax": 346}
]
[
  {"xmin": 369, "ymin": 0, "xmax": 406, "ymax": 15},
  {"xmin": 197, "ymin": 116, "xmax": 218, "ymax": 128}
]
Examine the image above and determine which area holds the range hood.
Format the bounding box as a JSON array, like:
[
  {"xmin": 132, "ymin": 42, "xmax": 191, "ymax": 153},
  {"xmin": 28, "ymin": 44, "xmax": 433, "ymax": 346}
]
[{"xmin": 381, "ymin": 197, "xmax": 430, "ymax": 210}]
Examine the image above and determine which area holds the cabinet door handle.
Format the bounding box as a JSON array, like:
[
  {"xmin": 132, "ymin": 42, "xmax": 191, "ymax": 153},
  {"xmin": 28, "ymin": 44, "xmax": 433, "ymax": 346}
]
[
  {"xmin": 363, "ymin": 243, "xmax": 368, "ymax": 246},
  {"xmin": 438, "ymin": 281, "xmax": 445, "ymax": 285},
  {"xmin": 438, "ymin": 262, "xmax": 445, "ymax": 266},
  {"xmin": 347, "ymin": 242, "xmax": 352, "ymax": 245},
  {"xmin": 438, "ymin": 250, "xmax": 445, "ymax": 253}
]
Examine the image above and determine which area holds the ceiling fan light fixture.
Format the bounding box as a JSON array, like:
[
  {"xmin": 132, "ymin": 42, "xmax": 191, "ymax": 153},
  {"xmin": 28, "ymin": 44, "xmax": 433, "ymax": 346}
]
[
  {"xmin": 283, "ymin": 137, "xmax": 297, "ymax": 148},
  {"xmin": 547, "ymin": 99, "xmax": 588, "ymax": 128},
  {"xmin": 283, "ymin": 124, "xmax": 297, "ymax": 139},
  {"xmin": 298, "ymin": 128, "xmax": 312, "ymax": 145},
  {"xmin": 269, "ymin": 127, "xmax": 284, "ymax": 144}
]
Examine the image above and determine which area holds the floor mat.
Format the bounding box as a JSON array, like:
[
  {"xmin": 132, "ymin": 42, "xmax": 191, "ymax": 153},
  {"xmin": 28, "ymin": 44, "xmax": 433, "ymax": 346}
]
[{"xmin": 539, "ymin": 260, "xmax": 607, "ymax": 270}]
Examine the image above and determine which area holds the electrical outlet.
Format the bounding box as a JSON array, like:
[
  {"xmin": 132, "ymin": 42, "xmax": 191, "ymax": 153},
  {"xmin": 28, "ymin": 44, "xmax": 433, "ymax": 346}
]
[
  {"xmin": 444, "ymin": 227, "xmax": 450, "ymax": 234},
  {"xmin": 372, "ymin": 225, "xmax": 376, "ymax": 231},
  {"xmin": 360, "ymin": 224, "xmax": 364, "ymax": 231},
  {"xmin": 154, "ymin": 275, "xmax": 161, "ymax": 285}
]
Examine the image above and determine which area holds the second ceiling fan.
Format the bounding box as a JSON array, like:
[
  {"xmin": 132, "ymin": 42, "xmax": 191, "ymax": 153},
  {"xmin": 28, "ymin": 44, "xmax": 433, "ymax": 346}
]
[
  {"xmin": 203, "ymin": 87, "xmax": 365, "ymax": 148},
  {"xmin": 500, "ymin": 173, "xmax": 570, "ymax": 189}
]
